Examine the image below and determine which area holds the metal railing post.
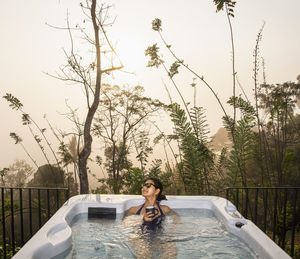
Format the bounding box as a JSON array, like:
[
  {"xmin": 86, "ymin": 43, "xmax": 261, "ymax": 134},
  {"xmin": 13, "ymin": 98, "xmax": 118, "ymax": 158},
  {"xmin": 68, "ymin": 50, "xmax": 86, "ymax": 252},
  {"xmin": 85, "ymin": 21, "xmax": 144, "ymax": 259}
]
[
  {"xmin": 282, "ymin": 188, "xmax": 287, "ymax": 249},
  {"xmin": 10, "ymin": 188, "xmax": 15, "ymax": 254},
  {"xmin": 56, "ymin": 189, "xmax": 59, "ymax": 210},
  {"xmin": 38, "ymin": 189, "xmax": 41, "ymax": 228},
  {"xmin": 235, "ymin": 188, "xmax": 239, "ymax": 210},
  {"xmin": 1, "ymin": 188, "xmax": 6, "ymax": 259},
  {"xmin": 47, "ymin": 189, "xmax": 50, "ymax": 220},
  {"xmin": 19, "ymin": 188, "xmax": 24, "ymax": 246},
  {"xmin": 263, "ymin": 188, "xmax": 268, "ymax": 232},
  {"xmin": 28, "ymin": 188, "xmax": 32, "ymax": 237},
  {"xmin": 290, "ymin": 188, "xmax": 297, "ymax": 257},
  {"xmin": 254, "ymin": 188, "xmax": 258, "ymax": 224},
  {"xmin": 226, "ymin": 187, "xmax": 229, "ymax": 200},
  {"xmin": 272, "ymin": 188, "xmax": 278, "ymax": 241},
  {"xmin": 245, "ymin": 188, "xmax": 249, "ymax": 218},
  {"xmin": 66, "ymin": 188, "xmax": 69, "ymax": 200}
]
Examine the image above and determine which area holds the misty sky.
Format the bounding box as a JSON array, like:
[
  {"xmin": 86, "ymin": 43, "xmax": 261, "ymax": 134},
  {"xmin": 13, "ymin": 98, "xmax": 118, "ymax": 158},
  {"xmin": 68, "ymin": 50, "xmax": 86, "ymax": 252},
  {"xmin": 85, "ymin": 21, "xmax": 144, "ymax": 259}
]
[{"xmin": 1, "ymin": 0, "xmax": 300, "ymax": 172}]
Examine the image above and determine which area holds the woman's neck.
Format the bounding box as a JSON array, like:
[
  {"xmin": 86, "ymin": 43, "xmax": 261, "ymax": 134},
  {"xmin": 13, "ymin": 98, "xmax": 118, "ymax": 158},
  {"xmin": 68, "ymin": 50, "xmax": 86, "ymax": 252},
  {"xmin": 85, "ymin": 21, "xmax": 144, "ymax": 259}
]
[{"xmin": 144, "ymin": 197, "xmax": 157, "ymax": 206}]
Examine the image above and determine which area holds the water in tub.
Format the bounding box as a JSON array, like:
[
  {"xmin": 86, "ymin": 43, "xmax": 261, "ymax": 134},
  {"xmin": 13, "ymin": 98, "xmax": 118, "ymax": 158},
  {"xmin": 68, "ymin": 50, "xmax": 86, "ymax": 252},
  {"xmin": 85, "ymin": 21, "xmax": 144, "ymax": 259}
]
[{"xmin": 55, "ymin": 208, "xmax": 260, "ymax": 258}]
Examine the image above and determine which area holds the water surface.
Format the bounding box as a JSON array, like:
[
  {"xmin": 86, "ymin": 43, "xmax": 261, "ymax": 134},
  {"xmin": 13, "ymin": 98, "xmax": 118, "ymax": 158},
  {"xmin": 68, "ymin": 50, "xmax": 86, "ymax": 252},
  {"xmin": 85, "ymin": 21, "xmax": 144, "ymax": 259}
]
[{"xmin": 55, "ymin": 209, "xmax": 260, "ymax": 259}]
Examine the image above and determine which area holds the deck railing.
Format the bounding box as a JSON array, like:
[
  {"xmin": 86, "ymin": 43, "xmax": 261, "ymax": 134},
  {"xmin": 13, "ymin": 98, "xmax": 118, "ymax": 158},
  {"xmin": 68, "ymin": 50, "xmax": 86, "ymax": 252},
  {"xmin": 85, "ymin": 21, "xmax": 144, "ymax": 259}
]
[
  {"xmin": 1, "ymin": 187, "xmax": 298, "ymax": 258},
  {"xmin": 226, "ymin": 187, "xmax": 299, "ymax": 258},
  {"xmin": 0, "ymin": 186, "xmax": 69, "ymax": 258}
]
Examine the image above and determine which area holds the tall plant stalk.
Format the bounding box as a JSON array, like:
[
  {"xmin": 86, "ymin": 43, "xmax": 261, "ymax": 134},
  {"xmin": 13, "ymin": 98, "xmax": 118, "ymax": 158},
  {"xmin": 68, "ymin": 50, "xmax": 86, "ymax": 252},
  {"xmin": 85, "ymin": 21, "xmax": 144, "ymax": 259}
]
[
  {"xmin": 153, "ymin": 22, "xmax": 229, "ymax": 123},
  {"xmin": 224, "ymin": 2, "xmax": 237, "ymax": 134}
]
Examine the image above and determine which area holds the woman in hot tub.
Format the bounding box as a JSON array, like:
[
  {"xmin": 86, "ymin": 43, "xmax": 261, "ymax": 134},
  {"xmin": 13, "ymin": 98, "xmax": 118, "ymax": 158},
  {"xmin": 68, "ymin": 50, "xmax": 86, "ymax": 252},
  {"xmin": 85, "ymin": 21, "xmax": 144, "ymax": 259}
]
[
  {"xmin": 126, "ymin": 177, "xmax": 171, "ymax": 228},
  {"xmin": 124, "ymin": 177, "xmax": 178, "ymax": 258}
]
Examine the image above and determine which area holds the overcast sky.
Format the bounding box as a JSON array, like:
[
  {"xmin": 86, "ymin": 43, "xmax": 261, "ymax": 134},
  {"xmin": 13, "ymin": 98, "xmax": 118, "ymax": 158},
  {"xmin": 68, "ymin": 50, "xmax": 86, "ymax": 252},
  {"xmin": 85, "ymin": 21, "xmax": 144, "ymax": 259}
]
[{"xmin": 1, "ymin": 0, "xmax": 299, "ymax": 172}]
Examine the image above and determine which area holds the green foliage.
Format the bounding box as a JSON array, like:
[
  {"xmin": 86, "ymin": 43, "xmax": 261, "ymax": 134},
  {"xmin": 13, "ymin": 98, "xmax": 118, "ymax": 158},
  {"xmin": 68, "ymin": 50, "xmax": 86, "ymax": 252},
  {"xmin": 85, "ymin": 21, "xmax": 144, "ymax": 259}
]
[
  {"xmin": 259, "ymin": 82, "xmax": 300, "ymax": 121},
  {"xmin": 285, "ymin": 244, "xmax": 300, "ymax": 259},
  {"xmin": 21, "ymin": 113, "xmax": 31, "ymax": 125},
  {"xmin": 282, "ymin": 150, "xmax": 295, "ymax": 175},
  {"xmin": 135, "ymin": 131, "xmax": 154, "ymax": 170},
  {"xmin": 294, "ymin": 244, "xmax": 300, "ymax": 259},
  {"xmin": 0, "ymin": 168, "xmax": 9, "ymax": 178},
  {"xmin": 169, "ymin": 103, "xmax": 192, "ymax": 138},
  {"xmin": 9, "ymin": 132, "xmax": 22, "ymax": 144},
  {"xmin": 276, "ymin": 202, "xmax": 298, "ymax": 241},
  {"xmin": 4, "ymin": 92, "xmax": 64, "ymax": 176},
  {"xmin": 220, "ymin": 81, "xmax": 300, "ymax": 188},
  {"xmin": 0, "ymin": 243, "xmax": 21, "ymax": 258},
  {"xmin": 28, "ymin": 164, "xmax": 65, "ymax": 188},
  {"xmin": 34, "ymin": 135, "xmax": 42, "ymax": 144},
  {"xmin": 147, "ymin": 159, "xmax": 172, "ymax": 189},
  {"xmin": 2, "ymin": 93, "xmax": 23, "ymax": 110},
  {"xmin": 152, "ymin": 18, "xmax": 162, "ymax": 31},
  {"xmin": 123, "ymin": 160, "xmax": 172, "ymax": 195},
  {"xmin": 168, "ymin": 61, "xmax": 181, "ymax": 78},
  {"xmin": 228, "ymin": 119, "xmax": 256, "ymax": 185},
  {"xmin": 145, "ymin": 44, "xmax": 164, "ymax": 68},
  {"xmin": 0, "ymin": 167, "xmax": 9, "ymax": 185},
  {"xmin": 223, "ymin": 96, "xmax": 256, "ymax": 186},
  {"xmin": 123, "ymin": 167, "xmax": 146, "ymax": 194},
  {"xmin": 3, "ymin": 160, "xmax": 34, "ymax": 187},
  {"xmin": 169, "ymin": 103, "xmax": 215, "ymax": 194},
  {"xmin": 58, "ymin": 141, "xmax": 73, "ymax": 166},
  {"xmin": 255, "ymin": 81, "xmax": 300, "ymax": 186},
  {"xmin": 93, "ymin": 84, "xmax": 164, "ymax": 194},
  {"xmin": 228, "ymin": 96, "xmax": 255, "ymax": 119},
  {"xmin": 190, "ymin": 106, "xmax": 210, "ymax": 143},
  {"xmin": 91, "ymin": 186, "xmax": 109, "ymax": 194},
  {"xmin": 213, "ymin": 0, "xmax": 236, "ymax": 17}
]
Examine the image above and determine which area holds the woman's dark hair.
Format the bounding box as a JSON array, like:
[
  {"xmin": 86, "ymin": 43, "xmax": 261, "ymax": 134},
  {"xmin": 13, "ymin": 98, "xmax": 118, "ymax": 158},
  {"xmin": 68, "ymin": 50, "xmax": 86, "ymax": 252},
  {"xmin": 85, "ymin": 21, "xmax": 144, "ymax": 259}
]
[{"xmin": 144, "ymin": 177, "xmax": 167, "ymax": 201}]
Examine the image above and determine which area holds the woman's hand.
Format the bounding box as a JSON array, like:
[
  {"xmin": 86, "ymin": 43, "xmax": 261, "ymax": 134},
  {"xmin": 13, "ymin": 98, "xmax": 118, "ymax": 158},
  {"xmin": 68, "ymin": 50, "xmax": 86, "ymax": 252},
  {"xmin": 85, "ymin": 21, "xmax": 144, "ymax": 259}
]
[{"xmin": 143, "ymin": 211, "xmax": 157, "ymax": 222}]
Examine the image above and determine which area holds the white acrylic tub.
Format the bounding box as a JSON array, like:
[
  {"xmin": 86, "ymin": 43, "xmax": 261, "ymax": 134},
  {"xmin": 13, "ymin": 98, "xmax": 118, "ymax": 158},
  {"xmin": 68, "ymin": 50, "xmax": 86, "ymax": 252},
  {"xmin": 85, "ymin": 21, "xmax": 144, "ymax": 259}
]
[{"xmin": 13, "ymin": 195, "xmax": 291, "ymax": 259}]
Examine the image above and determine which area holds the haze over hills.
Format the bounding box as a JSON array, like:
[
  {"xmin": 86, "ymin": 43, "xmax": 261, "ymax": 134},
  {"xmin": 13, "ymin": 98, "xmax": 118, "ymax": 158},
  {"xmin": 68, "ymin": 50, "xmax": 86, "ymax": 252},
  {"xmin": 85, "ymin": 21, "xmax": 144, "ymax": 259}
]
[
  {"xmin": 209, "ymin": 127, "xmax": 232, "ymax": 155},
  {"xmin": 209, "ymin": 74, "xmax": 300, "ymax": 155}
]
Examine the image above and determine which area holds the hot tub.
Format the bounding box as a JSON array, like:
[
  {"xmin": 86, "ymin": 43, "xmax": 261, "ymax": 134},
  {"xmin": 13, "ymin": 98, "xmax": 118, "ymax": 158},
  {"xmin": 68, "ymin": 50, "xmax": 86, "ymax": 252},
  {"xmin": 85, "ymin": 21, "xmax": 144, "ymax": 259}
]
[{"xmin": 13, "ymin": 195, "xmax": 291, "ymax": 259}]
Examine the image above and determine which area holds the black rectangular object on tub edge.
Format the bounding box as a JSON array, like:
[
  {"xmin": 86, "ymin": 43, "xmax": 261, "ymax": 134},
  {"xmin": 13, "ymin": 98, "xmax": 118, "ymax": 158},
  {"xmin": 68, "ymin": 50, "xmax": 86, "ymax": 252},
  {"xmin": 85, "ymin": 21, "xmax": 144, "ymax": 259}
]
[{"xmin": 88, "ymin": 207, "xmax": 116, "ymax": 219}]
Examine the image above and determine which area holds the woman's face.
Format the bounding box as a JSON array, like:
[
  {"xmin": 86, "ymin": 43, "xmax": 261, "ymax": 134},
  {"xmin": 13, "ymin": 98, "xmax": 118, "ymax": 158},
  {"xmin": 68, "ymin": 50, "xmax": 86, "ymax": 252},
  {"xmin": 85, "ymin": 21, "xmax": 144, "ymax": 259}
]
[{"xmin": 141, "ymin": 180, "xmax": 160, "ymax": 198}]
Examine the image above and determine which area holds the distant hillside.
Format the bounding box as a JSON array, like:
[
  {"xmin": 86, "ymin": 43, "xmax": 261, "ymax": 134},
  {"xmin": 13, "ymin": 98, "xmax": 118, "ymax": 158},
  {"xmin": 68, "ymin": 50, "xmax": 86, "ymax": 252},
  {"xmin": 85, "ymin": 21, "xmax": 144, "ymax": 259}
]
[{"xmin": 209, "ymin": 127, "xmax": 232, "ymax": 154}]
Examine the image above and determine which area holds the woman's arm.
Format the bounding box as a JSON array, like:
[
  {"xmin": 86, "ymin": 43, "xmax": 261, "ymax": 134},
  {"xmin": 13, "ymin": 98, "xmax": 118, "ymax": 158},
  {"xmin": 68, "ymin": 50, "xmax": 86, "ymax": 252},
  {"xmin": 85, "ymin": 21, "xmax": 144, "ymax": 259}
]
[
  {"xmin": 162, "ymin": 205, "xmax": 180, "ymax": 224},
  {"xmin": 124, "ymin": 205, "xmax": 139, "ymax": 217},
  {"xmin": 161, "ymin": 205, "xmax": 179, "ymax": 259},
  {"xmin": 122, "ymin": 205, "xmax": 142, "ymax": 227},
  {"xmin": 161, "ymin": 205, "xmax": 172, "ymax": 215}
]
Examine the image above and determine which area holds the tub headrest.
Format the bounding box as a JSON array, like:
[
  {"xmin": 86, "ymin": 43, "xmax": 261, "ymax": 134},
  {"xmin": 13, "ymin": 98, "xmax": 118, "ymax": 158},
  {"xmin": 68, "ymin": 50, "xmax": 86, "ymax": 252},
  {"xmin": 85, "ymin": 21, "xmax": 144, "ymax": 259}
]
[{"xmin": 88, "ymin": 207, "xmax": 116, "ymax": 219}]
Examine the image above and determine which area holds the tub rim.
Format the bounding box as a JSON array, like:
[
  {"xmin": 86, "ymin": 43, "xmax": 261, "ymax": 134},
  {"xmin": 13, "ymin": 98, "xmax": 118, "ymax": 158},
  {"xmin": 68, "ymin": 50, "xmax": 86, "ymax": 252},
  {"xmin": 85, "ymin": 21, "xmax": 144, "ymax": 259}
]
[{"xmin": 13, "ymin": 194, "xmax": 291, "ymax": 259}]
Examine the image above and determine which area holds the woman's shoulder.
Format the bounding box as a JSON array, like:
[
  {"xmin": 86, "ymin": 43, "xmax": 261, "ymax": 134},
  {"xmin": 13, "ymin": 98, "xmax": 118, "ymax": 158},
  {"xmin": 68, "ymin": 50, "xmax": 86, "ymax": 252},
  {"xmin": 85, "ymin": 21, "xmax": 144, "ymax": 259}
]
[
  {"xmin": 126, "ymin": 205, "xmax": 141, "ymax": 215},
  {"xmin": 160, "ymin": 205, "xmax": 172, "ymax": 214}
]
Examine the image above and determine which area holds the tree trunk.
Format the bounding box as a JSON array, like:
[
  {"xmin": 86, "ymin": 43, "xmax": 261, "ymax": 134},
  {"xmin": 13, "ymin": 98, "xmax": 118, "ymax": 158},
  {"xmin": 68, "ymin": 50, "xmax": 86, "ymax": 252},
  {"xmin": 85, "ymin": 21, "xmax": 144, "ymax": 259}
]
[
  {"xmin": 79, "ymin": 156, "xmax": 89, "ymax": 193},
  {"xmin": 78, "ymin": 0, "xmax": 101, "ymax": 194}
]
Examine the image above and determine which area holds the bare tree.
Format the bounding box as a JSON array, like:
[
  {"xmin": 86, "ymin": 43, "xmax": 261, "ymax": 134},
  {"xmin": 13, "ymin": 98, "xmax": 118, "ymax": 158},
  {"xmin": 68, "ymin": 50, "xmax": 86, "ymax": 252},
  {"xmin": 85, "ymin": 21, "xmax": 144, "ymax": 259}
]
[{"xmin": 51, "ymin": 1, "xmax": 123, "ymax": 193}]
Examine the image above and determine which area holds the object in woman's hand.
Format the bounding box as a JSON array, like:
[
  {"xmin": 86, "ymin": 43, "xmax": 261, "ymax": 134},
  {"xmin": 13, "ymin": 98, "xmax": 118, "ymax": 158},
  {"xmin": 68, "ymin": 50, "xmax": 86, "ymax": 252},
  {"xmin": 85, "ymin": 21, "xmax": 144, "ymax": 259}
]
[{"xmin": 145, "ymin": 206, "xmax": 158, "ymax": 218}]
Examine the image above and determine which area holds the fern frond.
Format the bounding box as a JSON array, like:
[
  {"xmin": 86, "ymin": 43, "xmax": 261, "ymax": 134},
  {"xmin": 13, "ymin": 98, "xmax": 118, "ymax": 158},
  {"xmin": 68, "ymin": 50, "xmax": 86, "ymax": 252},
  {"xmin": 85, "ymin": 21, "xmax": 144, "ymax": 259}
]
[{"xmin": 190, "ymin": 106, "xmax": 210, "ymax": 143}]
